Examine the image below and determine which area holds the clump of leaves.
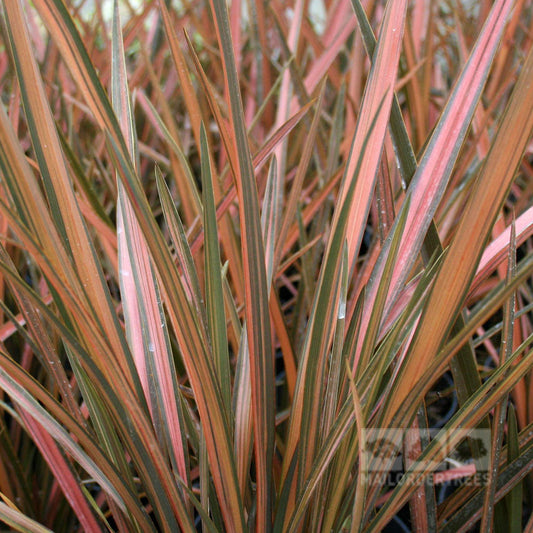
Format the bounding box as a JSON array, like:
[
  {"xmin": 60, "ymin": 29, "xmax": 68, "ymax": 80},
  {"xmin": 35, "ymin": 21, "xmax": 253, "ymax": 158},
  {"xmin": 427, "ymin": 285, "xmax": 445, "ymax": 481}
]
[{"xmin": 0, "ymin": 0, "xmax": 532, "ymax": 531}]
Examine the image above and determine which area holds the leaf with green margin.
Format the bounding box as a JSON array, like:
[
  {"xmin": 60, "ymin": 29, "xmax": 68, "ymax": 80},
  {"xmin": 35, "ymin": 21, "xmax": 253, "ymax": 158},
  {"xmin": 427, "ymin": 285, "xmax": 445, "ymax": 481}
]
[
  {"xmin": 396, "ymin": 253, "xmax": 533, "ymax": 449},
  {"xmin": 0, "ymin": 357, "xmax": 134, "ymax": 521},
  {"xmin": 208, "ymin": 0, "xmax": 274, "ymax": 529},
  {"xmin": 281, "ymin": 244, "xmax": 442, "ymax": 532},
  {"xmin": 345, "ymin": 357, "xmax": 367, "ymax": 533},
  {"xmin": 31, "ymin": 0, "xmax": 129, "ymax": 149},
  {"xmin": 392, "ymin": 23, "xmax": 533, "ymax": 417},
  {"xmin": 378, "ymin": 283, "xmax": 518, "ymax": 484},
  {"xmin": 321, "ymin": 243, "xmax": 349, "ymax": 444},
  {"xmin": 506, "ymin": 405, "xmax": 522, "ymax": 533},
  {"xmin": 0, "ymin": 259, "xmax": 194, "ymax": 531},
  {"xmin": 349, "ymin": 0, "xmax": 489, "ymax": 435},
  {"xmin": 0, "ymin": 244, "xmax": 81, "ymax": 424},
  {"xmin": 201, "ymin": 123, "xmax": 232, "ymax": 417},
  {"xmin": 274, "ymin": 82, "xmax": 325, "ymax": 271},
  {"xmin": 28, "ymin": 1, "xmax": 245, "ymax": 523},
  {"xmin": 178, "ymin": 479, "xmax": 220, "ymax": 533},
  {"xmin": 0, "ymin": 203, "xmax": 145, "ymax": 531},
  {"xmin": 3, "ymin": 1, "xmax": 131, "ymax": 381},
  {"xmin": 261, "ymin": 156, "xmax": 280, "ymax": 292},
  {"xmin": 62, "ymin": 346, "xmax": 141, "ymax": 532},
  {"xmin": 368, "ymin": 339, "xmax": 533, "ymax": 531},
  {"xmin": 350, "ymin": 0, "xmax": 417, "ymax": 183},
  {"xmin": 357, "ymin": 248, "xmax": 443, "ymax": 406},
  {"xmin": 158, "ymin": 0, "xmax": 204, "ymax": 150},
  {"xmin": 107, "ymin": 128, "xmax": 245, "ymax": 533},
  {"xmin": 438, "ymin": 412, "xmax": 533, "ymax": 531},
  {"xmin": 112, "ymin": 0, "xmax": 191, "ymax": 492},
  {"xmin": 481, "ymin": 221, "xmax": 516, "ymax": 530},
  {"xmin": 358, "ymin": 0, "xmax": 514, "ymax": 349},
  {"xmin": 282, "ymin": 399, "xmax": 356, "ymax": 533},
  {"xmin": 137, "ymin": 93, "xmax": 202, "ymax": 215},
  {"xmin": 0, "ymin": 502, "xmax": 53, "ymax": 533},
  {"xmin": 17, "ymin": 409, "xmax": 102, "ymax": 532},
  {"xmin": 137, "ymin": 44, "xmax": 200, "ymax": 226},
  {"xmin": 278, "ymin": 96, "xmax": 386, "ymax": 529},
  {"xmin": 233, "ymin": 324, "xmax": 253, "ymax": 497},
  {"xmin": 318, "ymin": 197, "xmax": 412, "ymax": 532},
  {"xmin": 407, "ymin": 408, "xmax": 438, "ymax": 533},
  {"xmin": 338, "ymin": 0, "xmax": 408, "ymax": 272},
  {"xmin": 155, "ymin": 166, "xmax": 205, "ymax": 328},
  {"xmin": 0, "ymin": 97, "xmax": 78, "ymax": 306},
  {"xmin": 356, "ymin": 196, "xmax": 411, "ymax": 381},
  {"xmin": 57, "ymin": 127, "xmax": 113, "ymax": 229},
  {"xmin": 253, "ymin": 99, "xmax": 315, "ymax": 173}
]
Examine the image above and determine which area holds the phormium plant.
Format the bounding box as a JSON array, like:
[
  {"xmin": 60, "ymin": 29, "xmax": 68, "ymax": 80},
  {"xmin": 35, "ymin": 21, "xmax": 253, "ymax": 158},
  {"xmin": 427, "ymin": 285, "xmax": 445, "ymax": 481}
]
[{"xmin": 0, "ymin": 0, "xmax": 532, "ymax": 531}]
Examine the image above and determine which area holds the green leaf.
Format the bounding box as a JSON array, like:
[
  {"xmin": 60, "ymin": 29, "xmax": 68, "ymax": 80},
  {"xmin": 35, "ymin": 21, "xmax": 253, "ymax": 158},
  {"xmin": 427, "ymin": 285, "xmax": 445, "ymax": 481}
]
[
  {"xmin": 201, "ymin": 123, "xmax": 232, "ymax": 417},
  {"xmin": 506, "ymin": 405, "xmax": 522, "ymax": 533}
]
